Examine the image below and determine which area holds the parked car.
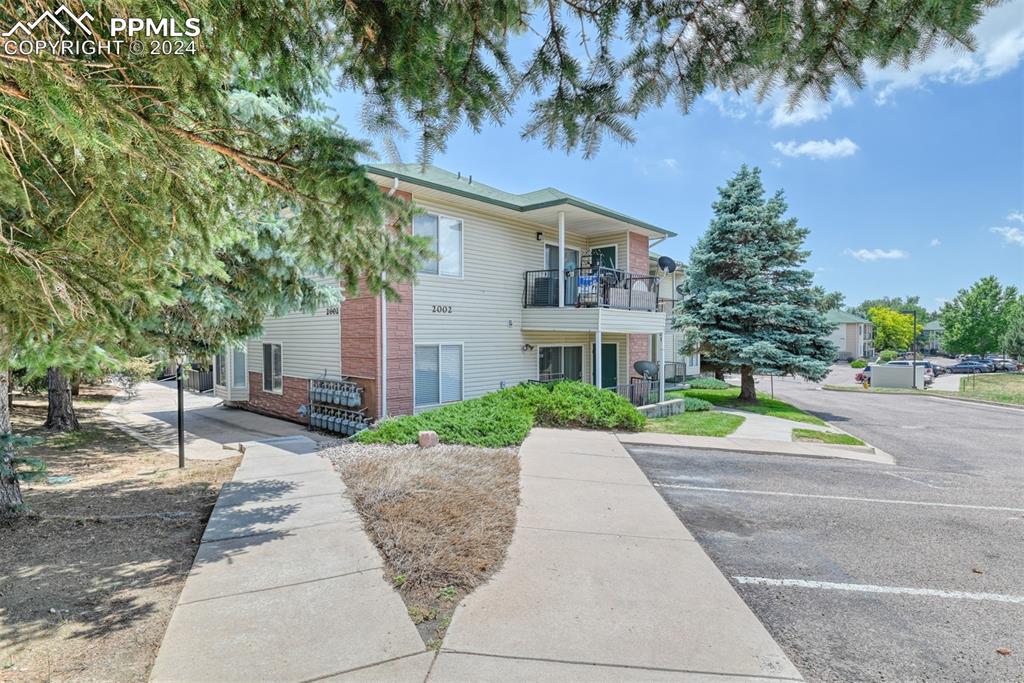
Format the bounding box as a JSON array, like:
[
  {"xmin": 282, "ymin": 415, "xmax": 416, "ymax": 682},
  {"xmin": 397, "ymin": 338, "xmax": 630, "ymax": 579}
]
[{"xmin": 949, "ymin": 361, "xmax": 992, "ymax": 374}]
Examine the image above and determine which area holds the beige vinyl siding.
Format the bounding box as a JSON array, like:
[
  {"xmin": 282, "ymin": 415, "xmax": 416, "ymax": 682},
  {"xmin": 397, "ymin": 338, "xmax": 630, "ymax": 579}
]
[
  {"xmin": 411, "ymin": 196, "xmax": 639, "ymax": 403},
  {"xmin": 246, "ymin": 276, "xmax": 342, "ymax": 379}
]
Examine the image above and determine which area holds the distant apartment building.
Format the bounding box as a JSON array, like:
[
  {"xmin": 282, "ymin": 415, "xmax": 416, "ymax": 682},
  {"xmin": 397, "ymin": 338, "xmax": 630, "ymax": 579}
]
[
  {"xmin": 212, "ymin": 164, "xmax": 698, "ymax": 424},
  {"xmin": 826, "ymin": 310, "xmax": 874, "ymax": 361},
  {"xmin": 922, "ymin": 320, "xmax": 944, "ymax": 354}
]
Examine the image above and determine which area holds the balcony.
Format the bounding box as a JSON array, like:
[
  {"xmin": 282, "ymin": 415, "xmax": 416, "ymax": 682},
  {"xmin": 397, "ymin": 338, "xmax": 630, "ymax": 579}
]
[{"xmin": 523, "ymin": 267, "xmax": 659, "ymax": 311}]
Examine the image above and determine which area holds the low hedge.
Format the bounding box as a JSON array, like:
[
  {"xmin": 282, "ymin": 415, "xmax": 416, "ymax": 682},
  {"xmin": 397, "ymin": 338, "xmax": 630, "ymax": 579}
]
[
  {"xmin": 686, "ymin": 377, "xmax": 730, "ymax": 390},
  {"xmin": 355, "ymin": 381, "xmax": 644, "ymax": 447},
  {"xmin": 683, "ymin": 396, "xmax": 714, "ymax": 411},
  {"xmin": 850, "ymin": 359, "xmax": 868, "ymax": 368}
]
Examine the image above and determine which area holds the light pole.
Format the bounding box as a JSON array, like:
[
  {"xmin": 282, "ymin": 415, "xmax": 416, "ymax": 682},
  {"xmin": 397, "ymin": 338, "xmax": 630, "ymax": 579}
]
[
  {"xmin": 175, "ymin": 354, "xmax": 185, "ymax": 469},
  {"xmin": 902, "ymin": 309, "xmax": 919, "ymax": 389}
]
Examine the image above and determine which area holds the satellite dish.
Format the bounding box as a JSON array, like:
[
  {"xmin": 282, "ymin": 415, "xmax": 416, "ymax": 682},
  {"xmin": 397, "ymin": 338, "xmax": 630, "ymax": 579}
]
[
  {"xmin": 634, "ymin": 360, "xmax": 659, "ymax": 379},
  {"xmin": 657, "ymin": 255, "xmax": 677, "ymax": 273}
]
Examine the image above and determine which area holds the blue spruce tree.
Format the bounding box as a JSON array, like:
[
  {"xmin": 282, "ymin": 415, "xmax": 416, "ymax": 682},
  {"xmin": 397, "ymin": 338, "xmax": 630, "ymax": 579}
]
[{"xmin": 677, "ymin": 167, "xmax": 836, "ymax": 401}]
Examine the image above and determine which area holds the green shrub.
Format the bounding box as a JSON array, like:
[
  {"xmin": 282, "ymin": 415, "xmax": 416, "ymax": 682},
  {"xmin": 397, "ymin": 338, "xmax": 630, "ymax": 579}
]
[
  {"xmin": 878, "ymin": 350, "xmax": 897, "ymax": 363},
  {"xmin": 355, "ymin": 381, "xmax": 643, "ymax": 447},
  {"xmin": 850, "ymin": 359, "xmax": 867, "ymax": 368},
  {"xmin": 687, "ymin": 377, "xmax": 730, "ymax": 390},
  {"xmin": 683, "ymin": 396, "xmax": 713, "ymax": 411}
]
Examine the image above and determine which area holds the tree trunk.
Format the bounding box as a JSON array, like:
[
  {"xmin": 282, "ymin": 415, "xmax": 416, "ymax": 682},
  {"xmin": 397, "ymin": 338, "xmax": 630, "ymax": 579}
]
[
  {"xmin": 70, "ymin": 374, "xmax": 80, "ymax": 397},
  {"xmin": 45, "ymin": 367, "xmax": 80, "ymax": 432},
  {"xmin": 714, "ymin": 368, "xmax": 725, "ymax": 381},
  {"xmin": 0, "ymin": 369, "xmax": 24, "ymax": 516},
  {"xmin": 739, "ymin": 366, "xmax": 757, "ymax": 402}
]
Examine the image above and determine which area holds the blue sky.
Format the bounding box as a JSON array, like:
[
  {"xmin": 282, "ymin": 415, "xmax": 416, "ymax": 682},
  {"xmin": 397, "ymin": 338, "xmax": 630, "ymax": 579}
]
[{"xmin": 326, "ymin": 1, "xmax": 1024, "ymax": 312}]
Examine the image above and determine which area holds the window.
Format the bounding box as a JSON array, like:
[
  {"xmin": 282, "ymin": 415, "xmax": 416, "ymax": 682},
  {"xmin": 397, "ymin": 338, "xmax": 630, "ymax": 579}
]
[
  {"xmin": 214, "ymin": 352, "xmax": 227, "ymax": 387},
  {"xmin": 539, "ymin": 346, "xmax": 583, "ymax": 382},
  {"xmin": 262, "ymin": 343, "xmax": 282, "ymax": 393},
  {"xmin": 415, "ymin": 344, "xmax": 463, "ymax": 406},
  {"xmin": 231, "ymin": 347, "xmax": 248, "ymax": 388},
  {"xmin": 414, "ymin": 213, "xmax": 463, "ymax": 277}
]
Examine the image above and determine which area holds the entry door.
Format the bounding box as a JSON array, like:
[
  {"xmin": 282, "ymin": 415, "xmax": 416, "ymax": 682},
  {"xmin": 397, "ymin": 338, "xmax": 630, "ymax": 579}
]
[
  {"xmin": 545, "ymin": 244, "xmax": 580, "ymax": 270},
  {"xmin": 591, "ymin": 343, "xmax": 618, "ymax": 388},
  {"xmin": 590, "ymin": 245, "xmax": 616, "ymax": 270}
]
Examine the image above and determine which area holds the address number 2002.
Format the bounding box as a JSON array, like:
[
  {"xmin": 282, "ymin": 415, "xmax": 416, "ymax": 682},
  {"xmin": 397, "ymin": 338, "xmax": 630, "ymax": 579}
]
[{"xmin": 431, "ymin": 305, "xmax": 453, "ymax": 314}]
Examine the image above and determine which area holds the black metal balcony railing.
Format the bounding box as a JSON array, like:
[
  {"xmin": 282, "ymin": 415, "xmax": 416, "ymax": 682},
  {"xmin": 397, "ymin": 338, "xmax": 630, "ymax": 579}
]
[
  {"xmin": 523, "ymin": 268, "xmax": 659, "ymax": 312},
  {"xmin": 615, "ymin": 378, "xmax": 658, "ymax": 407}
]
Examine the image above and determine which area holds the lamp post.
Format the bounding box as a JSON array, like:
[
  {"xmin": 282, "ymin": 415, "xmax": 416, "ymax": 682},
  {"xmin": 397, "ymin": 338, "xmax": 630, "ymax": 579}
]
[
  {"xmin": 175, "ymin": 354, "xmax": 185, "ymax": 469},
  {"xmin": 902, "ymin": 309, "xmax": 919, "ymax": 389}
]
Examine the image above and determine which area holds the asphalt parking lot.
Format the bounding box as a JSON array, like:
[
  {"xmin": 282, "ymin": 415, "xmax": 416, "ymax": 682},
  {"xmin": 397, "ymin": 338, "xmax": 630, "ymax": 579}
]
[{"xmin": 626, "ymin": 383, "xmax": 1024, "ymax": 682}]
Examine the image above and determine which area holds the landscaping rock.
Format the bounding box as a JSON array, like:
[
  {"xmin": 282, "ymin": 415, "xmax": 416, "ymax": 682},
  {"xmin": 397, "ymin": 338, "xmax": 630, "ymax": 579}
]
[{"xmin": 418, "ymin": 431, "xmax": 439, "ymax": 448}]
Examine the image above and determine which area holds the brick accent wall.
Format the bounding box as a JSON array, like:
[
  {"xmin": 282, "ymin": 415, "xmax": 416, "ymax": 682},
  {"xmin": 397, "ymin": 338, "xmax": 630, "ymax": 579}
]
[
  {"xmin": 245, "ymin": 373, "xmax": 310, "ymax": 424},
  {"xmin": 628, "ymin": 334, "xmax": 650, "ymax": 381},
  {"xmin": 628, "ymin": 231, "xmax": 651, "ymax": 378},
  {"xmin": 386, "ymin": 281, "xmax": 414, "ymax": 416},
  {"xmin": 628, "ymin": 231, "xmax": 649, "ymax": 274},
  {"xmin": 338, "ymin": 186, "xmax": 415, "ymax": 419}
]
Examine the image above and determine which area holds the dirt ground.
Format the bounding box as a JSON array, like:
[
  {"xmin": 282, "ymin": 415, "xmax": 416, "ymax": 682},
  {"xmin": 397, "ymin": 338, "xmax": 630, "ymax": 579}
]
[
  {"xmin": 0, "ymin": 388, "xmax": 239, "ymax": 682},
  {"xmin": 324, "ymin": 443, "xmax": 519, "ymax": 649}
]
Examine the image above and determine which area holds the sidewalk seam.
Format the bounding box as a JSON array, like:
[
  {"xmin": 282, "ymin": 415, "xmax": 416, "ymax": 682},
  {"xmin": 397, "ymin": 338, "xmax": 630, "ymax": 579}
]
[
  {"xmin": 438, "ymin": 649, "xmax": 803, "ymax": 680},
  {"xmin": 299, "ymin": 649, "xmax": 430, "ymax": 682},
  {"xmin": 518, "ymin": 524, "xmax": 696, "ymax": 543},
  {"xmin": 177, "ymin": 566, "xmax": 384, "ymax": 607}
]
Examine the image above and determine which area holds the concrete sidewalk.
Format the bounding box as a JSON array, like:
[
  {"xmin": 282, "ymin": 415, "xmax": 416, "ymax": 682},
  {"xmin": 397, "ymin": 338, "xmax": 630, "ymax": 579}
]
[
  {"xmin": 102, "ymin": 381, "xmax": 327, "ymax": 460},
  {"xmin": 150, "ymin": 435, "xmax": 431, "ymax": 682},
  {"xmin": 718, "ymin": 408, "xmax": 836, "ymax": 441},
  {"xmin": 432, "ymin": 428, "xmax": 803, "ymax": 681}
]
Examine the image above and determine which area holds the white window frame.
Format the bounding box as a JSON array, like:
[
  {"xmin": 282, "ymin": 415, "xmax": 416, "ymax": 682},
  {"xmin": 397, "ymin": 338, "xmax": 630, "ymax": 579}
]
[
  {"xmin": 413, "ymin": 342, "xmax": 464, "ymax": 408},
  {"xmin": 543, "ymin": 242, "xmax": 582, "ymax": 271},
  {"xmin": 231, "ymin": 346, "xmax": 248, "ymax": 389},
  {"xmin": 588, "ymin": 243, "xmax": 619, "ymax": 270},
  {"xmin": 537, "ymin": 344, "xmax": 584, "ymax": 382},
  {"xmin": 214, "ymin": 352, "xmax": 227, "ymax": 387},
  {"xmin": 414, "ymin": 212, "xmax": 464, "ymax": 279},
  {"xmin": 262, "ymin": 342, "xmax": 283, "ymax": 394}
]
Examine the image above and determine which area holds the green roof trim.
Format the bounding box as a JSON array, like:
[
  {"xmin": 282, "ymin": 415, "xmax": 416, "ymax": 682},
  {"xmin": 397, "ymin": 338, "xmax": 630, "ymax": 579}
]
[
  {"xmin": 826, "ymin": 309, "xmax": 871, "ymax": 325},
  {"xmin": 923, "ymin": 320, "xmax": 944, "ymax": 331},
  {"xmin": 366, "ymin": 163, "xmax": 676, "ymax": 237}
]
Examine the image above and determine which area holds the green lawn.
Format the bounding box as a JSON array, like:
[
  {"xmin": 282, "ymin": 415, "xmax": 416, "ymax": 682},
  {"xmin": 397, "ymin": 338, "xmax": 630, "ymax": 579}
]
[
  {"xmin": 645, "ymin": 411, "xmax": 746, "ymax": 437},
  {"xmin": 792, "ymin": 428, "xmax": 865, "ymax": 446},
  {"xmin": 957, "ymin": 373, "xmax": 1024, "ymax": 406},
  {"xmin": 668, "ymin": 386, "xmax": 827, "ymax": 426}
]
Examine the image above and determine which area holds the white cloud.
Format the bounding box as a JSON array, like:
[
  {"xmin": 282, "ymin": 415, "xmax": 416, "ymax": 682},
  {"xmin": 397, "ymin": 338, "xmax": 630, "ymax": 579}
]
[
  {"xmin": 869, "ymin": 1, "xmax": 1024, "ymax": 104},
  {"xmin": 990, "ymin": 226, "xmax": 1024, "ymax": 246},
  {"xmin": 770, "ymin": 88, "xmax": 854, "ymax": 127},
  {"xmin": 844, "ymin": 248, "xmax": 910, "ymax": 262},
  {"xmin": 773, "ymin": 137, "xmax": 859, "ymax": 160},
  {"xmin": 930, "ymin": 238, "xmax": 942, "ymax": 247},
  {"xmin": 660, "ymin": 158, "xmax": 679, "ymax": 171},
  {"xmin": 1007, "ymin": 211, "xmax": 1024, "ymax": 223},
  {"xmin": 703, "ymin": 90, "xmax": 749, "ymax": 119}
]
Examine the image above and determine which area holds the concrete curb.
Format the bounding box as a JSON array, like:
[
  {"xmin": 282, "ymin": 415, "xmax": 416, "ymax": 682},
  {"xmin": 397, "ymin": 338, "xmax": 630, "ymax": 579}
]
[
  {"xmin": 822, "ymin": 385, "xmax": 1024, "ymax": 411},
  {"xmin": 618, "ymin": 432, "xmax": 895, "ymax": 465}
]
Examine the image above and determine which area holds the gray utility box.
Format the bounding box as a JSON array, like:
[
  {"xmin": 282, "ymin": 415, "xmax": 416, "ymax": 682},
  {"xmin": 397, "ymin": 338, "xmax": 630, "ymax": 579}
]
[{"xmin": 871, "ymin": 364, "xmax": 925, "ymax": 389}]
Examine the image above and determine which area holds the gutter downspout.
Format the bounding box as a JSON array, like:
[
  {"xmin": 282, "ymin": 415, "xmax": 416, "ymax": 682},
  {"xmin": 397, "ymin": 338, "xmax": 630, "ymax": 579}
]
[{"xmin": 381, "ymin": 179, "xmax": 399, "ymax": 417}]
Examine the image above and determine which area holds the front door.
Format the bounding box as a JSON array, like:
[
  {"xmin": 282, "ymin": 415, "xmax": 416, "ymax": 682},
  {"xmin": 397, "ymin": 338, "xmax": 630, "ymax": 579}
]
[
  {"xmin": 590, "ymin": 245, "xmax": 616, "ymax": 270},
  {"xmin": 591, "ymin": 343, "xmax": 618, "ymax": 388}
]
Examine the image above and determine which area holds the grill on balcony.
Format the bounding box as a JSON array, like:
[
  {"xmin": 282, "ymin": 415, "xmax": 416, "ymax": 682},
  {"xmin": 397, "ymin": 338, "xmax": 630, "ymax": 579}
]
[{"xmin": 524, "ymin": 267, "xmax": 659, "ymax": 312}]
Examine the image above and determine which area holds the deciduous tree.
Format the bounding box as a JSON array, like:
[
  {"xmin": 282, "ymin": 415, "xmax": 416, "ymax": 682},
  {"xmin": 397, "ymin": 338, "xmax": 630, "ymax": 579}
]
[
  {"xmin": 867, "ymin": 306, "xmax": 921, "ymax": 352},
  {"xmin": 941, "ymin": 277, "xmax": 1020, "ymax": 355}
]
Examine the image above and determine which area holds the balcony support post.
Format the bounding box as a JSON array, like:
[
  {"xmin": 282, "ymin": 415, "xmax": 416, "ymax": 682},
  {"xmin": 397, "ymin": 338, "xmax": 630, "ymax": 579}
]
[
  {"xmin": 658, "ymin": 331, "xmax": 666, "ymax": 403},
  {"xmin": 594, "ymin": 328, "xmax": 602, "ymax": 389},
  {"xmin": 557, "ymin": 211, "xmax": 565, "ymax": 308}
]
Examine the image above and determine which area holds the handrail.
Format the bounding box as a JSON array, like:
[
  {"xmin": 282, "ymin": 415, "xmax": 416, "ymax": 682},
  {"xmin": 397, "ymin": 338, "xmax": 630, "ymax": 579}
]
[{"xmin": 523, "ymin": 267, "xmax": 659, "ymax": 311}]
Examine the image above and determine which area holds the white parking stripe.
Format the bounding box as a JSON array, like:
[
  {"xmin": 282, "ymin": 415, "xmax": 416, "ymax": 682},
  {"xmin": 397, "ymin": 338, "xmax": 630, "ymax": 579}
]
[
  {"xmin": 734, "ymin": 577, "xmax": 1024, "ymax": 605},
  {"xmin": 653, "ymin": 483, "xmax": 1024, "ymax": 513}
]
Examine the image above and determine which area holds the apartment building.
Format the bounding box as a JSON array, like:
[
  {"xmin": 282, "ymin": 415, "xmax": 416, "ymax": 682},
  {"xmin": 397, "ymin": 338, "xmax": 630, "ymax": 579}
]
[
  {"xmin": 213, "ymin": 164, "xmax": 688, "ymax": 424},
  {"xmin": 826, "ymin": 310, "xmax": 875, "ymax": 361}
]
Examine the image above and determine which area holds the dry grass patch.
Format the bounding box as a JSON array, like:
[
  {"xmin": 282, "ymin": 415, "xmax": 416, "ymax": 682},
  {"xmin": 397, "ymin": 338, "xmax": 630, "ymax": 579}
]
[
  {"xmin": 325, "ymin": 443, "xmax": 519, "ymax": 647},
  {"xmin": 1, "ymin": 388, "xmax": 239, "ymax": 682}
]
